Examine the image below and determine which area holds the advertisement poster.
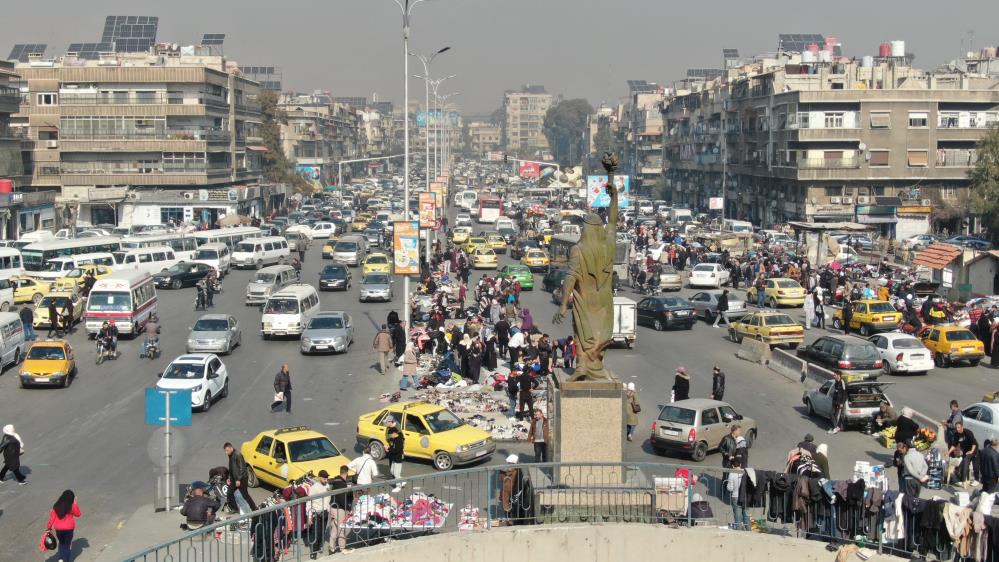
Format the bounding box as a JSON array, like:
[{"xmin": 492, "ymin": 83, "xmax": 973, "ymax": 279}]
[
  {"xmin": 430, "ymin": 182, "xmax": 445, "ymax": 210},
  {"xmin": 586, "ymin": 175, "xmax": 632, "ymax": 208},
  {"xmin": 393, "ymin": 221, "xmax": 420, "ymax": 275},
  {"xmin": 709, "ymin": 197, "xmax": 724, "ymax": 210},
  {"xmin": 519, "ymin": 162, "xmax": 541, "ymax": 179},
  {"xmin": 418, "ymin": 192, "xmax": 436, "ymax": 228}
]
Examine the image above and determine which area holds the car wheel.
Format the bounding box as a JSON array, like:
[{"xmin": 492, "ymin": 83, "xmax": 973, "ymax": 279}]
[
  {"xmin": 368, "ymin": 440, "xmax": 387, "ymax": 460},
  {"xmin": 255, "ymin": 260, "xmax": 263, "ymax": 270},
  {"xmin": 246, "ymin": 467, "xmax": 259, "ymax": 488},
  {"xmin": 171, "ymin": 279, "xmax": 182, "ymax": 290},
  {"xmin": 970, "ymin": 358, "xmax": 981, "ymax": 367},
  {"xmin": 685, "ymin": 322, "xmax": 694, "ymax": 330},
  {"xmin": 221, "ymin": 379, "xmax": 229, "ymax": 398},
  {"xmin": 653, "ymin": 319, "xmax": 664, "ymax": 331},
  {"xmin": 31, "ymin": 293, "xmax": 43, "ymax": 305},
  {"xmin": 832, "ymin": 318, "xmax": 842, "ymax": 330},
  {"xmin": 768, "ymin": 297, "xmax": 778, "ymax": 309},
  {"xmin": 690, "ymin": 441, "xmax": 708, "ymax": 462},
  {"xmin": 934, "ymin": 353, "xmax": 949, "ymax": 368},
  {"xmin": 433, "ymin": 451, "xmax": 454, "ymax": 471},
  {"xmin": 202, "ymin": 392, "xmax": 212, "ymax": 412},
  {"xmin": 805, "ymin": 399, "xmax": 815, "ymax": 417},
  {"xmin": 703, "ymin": 309, "xmax": 713, "ymax": 323},
  {"xmin": 745, "ymin": 430, "xmax": 756, "ymax": 448},
  {"xmin": 883, "ymin": 362, "xmax": 893, "ymax": 377},
  {"xmin": 860, "ymin": 324, "xmax": 871, "ymax": 337}
]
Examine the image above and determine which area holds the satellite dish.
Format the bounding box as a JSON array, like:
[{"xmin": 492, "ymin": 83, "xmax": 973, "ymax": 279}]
[{"xmin": 858, "ymin": 142, "xmax": 867, "ymax": 151}]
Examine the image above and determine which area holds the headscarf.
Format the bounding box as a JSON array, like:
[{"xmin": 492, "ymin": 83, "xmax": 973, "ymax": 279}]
[{"xmin": 2, "ymin": 424, "xmax": 23, "ymax": 450}]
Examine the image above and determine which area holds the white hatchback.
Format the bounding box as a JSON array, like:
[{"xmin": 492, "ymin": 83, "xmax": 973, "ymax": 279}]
[
  {"xmin": 866, "ymin": 332, "xmax": 934, "ymax": 375},
  {"xmin": 688, "ymin": 263, "xmax": 730, "ymax": 288},
  {"xmin": 155, "ymin": 354, "xmax": 229, "ymax": 412}
]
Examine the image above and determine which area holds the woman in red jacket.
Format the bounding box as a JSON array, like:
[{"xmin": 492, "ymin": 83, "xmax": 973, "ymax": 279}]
[{"xmin": 47, "ymin": 490, "xmax": 81, "ymax": 562}]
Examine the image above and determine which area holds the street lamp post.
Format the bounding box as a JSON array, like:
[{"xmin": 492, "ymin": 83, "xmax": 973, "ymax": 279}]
[
  {"xmin": 438, "ymin": 92, "xmax": 461, "ymax": 178},
  {"xmin": 413, "ymin": 70, "xmax": 455, "ymax": 268},
  {"xmin": 390, "ymin": 0, "xmax": 426, "ymax": 326}
]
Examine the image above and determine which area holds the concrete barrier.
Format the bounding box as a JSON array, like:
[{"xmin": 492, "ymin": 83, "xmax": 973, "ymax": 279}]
[
  {"xmin": 735, "ymin": 337, "xmax": 771, "ymax": 364},
  {"xmin": 804, "ymin": 362, "xmax": 837, "ymax": 383},
  {"xmin": 769, "ymin": 348, "xmax": 806, "ymax": 382},
  {"xmin": 317, "ymin": 524, "xmax": 904, "ymax": 562}
]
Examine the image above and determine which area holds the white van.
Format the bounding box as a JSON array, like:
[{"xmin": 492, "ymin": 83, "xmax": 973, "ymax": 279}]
[
  {"xmin": 455, "ymin": 190, "xmax": 478, "ymax": 210},
  {"xmin": 0, "ymin": 279, "xmax": 14, "ymax": 312},
  {"xmin": 0, "ymin": 312, "xmax": 27, "ymax": 369},
  {"xmin": 245, "ymin": 264, "xmax": 299, "ymax": 305},
  {"xmin": 191, "ymin": 243, "xmax": 231, "ymax": 275},
  {"xmin": 112, "ymin": 246, "xmax": 180, "ymax": 275},
  {"xmin": 722, "ymin": 219, "xmax": 753, "ymax": 234},
  {"xmin": 15, "ymin": 230, "xmax": 55, "ymax": 248},
  {"xmin": 260, "ymin": 284, "xmax": 320, "ymax": 338},
  {"xmin": 309, "ymin": 222, "xmax": 337, "ymax": 239},
  {"xmin": 332, "ymin": 235, "xmax": 368, "ymax": 266},
  {"xmin": 231, "ymin": 236, "xmax": 290, "ymax": 269},
  {"xmin": 31, "ymin": 252, "xmax": 116, "ymax": 281},
  {"xmin": 83, "ymin": 271, "xmax": 158, "ymax": 336}
]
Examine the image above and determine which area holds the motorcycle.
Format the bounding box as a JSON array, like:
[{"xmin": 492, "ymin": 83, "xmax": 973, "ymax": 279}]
[
  {"xmin": 140, "ymin": 338, "xmax": 160, "ymax": 360},
  {"xmin": 95, "ymin": 336, "xmax": 116, "ymax": 365},
  {"xmin": 195, "ymin": 288, "xmax": 207, "ymax": 310}
]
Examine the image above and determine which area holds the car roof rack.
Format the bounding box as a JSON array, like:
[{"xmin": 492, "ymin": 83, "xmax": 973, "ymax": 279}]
[{"xmin": 276, "ymin": 426, "xmax": 311, "ymax": 435}]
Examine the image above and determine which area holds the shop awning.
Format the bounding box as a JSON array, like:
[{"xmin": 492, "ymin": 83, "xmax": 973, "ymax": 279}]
[
  {"xmin": 246, "ymin": 145, "xmax": 270, "ymax": 152},
  {"xmin": 856, "ymin": 215, "xmax": 897, "ymax": 224},
  {"xmin": 913, "ymin": 243, "xmax": 963, "ymax": 270}
]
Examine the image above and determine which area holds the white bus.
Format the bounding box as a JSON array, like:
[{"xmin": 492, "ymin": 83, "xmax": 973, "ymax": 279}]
[
  {"xmin": 121, "ymin": 233, "xmax": 198, "ymax": 261},
  {"xmin": 112, "ymin": 246, "xmax": 181, "ymax": 276},
  {"xmin": 83, "ymin": 271, "xmax": 158, "ymax": 336},
  {"xmin": 722, "ymin": 219, "xmax": 754, "ymax": 234},
  {"xmin": 20, "ymin": 237, "xmax": 122, "ymax": 273},
  {"xmin": 0, "ymin": 248, "xmax": 24, "ymax": 278},
  {"xmin": 32, "ymin": 252, "xmax": 116, "ymax": 281},
  {"xmin": 193, "ymin": 227, "xmax": 262, "ymax": 249}
]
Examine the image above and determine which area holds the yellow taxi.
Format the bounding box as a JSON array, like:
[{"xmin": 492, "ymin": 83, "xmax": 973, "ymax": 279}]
[
  {"xmin": 832, "ymin": 300, "xmax": 902, "ymax": 336},
  {"xmin": 521, "ymin": 248, "xmax": 551, "ymax": 272},
  {"xmin": 19, "ymin": 340, "xmax": 76, "ymax": 388},
  {"xmin": 53, "ymin": 264, "xmax": 114, "ymax": 292},
  {"xmin": 464, "ymin": 237, "xmax": 488, "ymax": 254},
  {"xmin": 322, "ymin": 235, "xmax": 340, "ymax": 259},
  {"xmin": 10, "ymin": 276, "xmax": 52, "ymax": 305},
  {"xmin": 540, "ymin": 229, "xmax": 555, "ymax": 246},
  {"xmin": 351, "ymin": 215, "xmax": 370, "ymax": 231},
  {"xmin": 485, "ymin": 233, "xmax": 508, "ymax": 254},
  {"xmin": 356, "ymin": 401, "xmax": 495, "ymax": 471},
  {"xmin": 470, "ymin": 247, "xmax": 498, "ymax": 269},
  {"xmin": 728, "ymin": 311, "xmax": 805, "ymax": 349},
  {"xmin": 746, "ymin": 277, "xmax": 806, "ymax": 308},
  {"xmin": 33, "ymin": 290, "xmax": 84, "ymax": 329},
  {"xmin": 241, "ymin": 426, "xmax": 354, "ymax": 488},
  {"xmin": 451, "ymin": 226, "xmax": 472, "ymax": 245},
  {"xmin": 919, "ymin": 325, "xmax": 985, "ymax": 368},
  {"xmin": 362, "ymin": 252, "xmax": 392, "ymax": 276}
]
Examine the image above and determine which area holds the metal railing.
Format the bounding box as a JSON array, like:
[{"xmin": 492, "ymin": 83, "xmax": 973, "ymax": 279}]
[
  {"xmin": 124, "ymin": 460, "xmax": 913, "ymax": 562},
  {"xmin": 59, "ymin": 129, "xmax": 230, "ymax": 141},
  {"xmin": 59, "ymin": 94, "xmax": 229, "ymax": 109},
  {"xmin": 797, "ymin": 157, "xmax": 861, "ymax": 170}
]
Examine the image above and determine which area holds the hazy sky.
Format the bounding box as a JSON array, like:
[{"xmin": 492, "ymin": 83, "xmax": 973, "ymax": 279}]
[{"xmin": 3, "ymin": 0, "xmax": 998, "ymax": 114}]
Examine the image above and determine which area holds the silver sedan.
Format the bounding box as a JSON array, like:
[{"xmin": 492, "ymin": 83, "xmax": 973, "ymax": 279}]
[
  {"xmin": 687, "ymin": 291, "xmax": 748, "ymax": 323},
  {"xmin": 300, "ymin": 311, "xmax": 354, "ymax": 354},
  {"xmin": 186, "ymin": 314, "xmax": 242, "ymax": 355},
  {"xmin": 359, "ymin": 274, "xmax": 393, "ymax": 302}
]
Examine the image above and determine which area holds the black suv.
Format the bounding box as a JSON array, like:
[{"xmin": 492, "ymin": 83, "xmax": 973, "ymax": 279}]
[
  {"xmin": 796, "ymin": 335, "xmax": 883, "ymax": 379},
  {"xmin": 542, "ymin": 268, "xmax": 568, "ymax": 292}
]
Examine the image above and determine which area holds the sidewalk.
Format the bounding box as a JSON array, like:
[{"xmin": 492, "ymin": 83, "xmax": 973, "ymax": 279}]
[{"xmin": 92, "ymin": 504, "xmax": 182, "ymax": 562}]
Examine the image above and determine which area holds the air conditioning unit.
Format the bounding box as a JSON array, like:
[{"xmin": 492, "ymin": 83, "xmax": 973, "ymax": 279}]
[
  {"xmin": 126, "ymin": 192, "xmax": 140, "ymax": 200},
  {"xmin": 857, "ymin": 196, "xmax": 870, "ymax": 204},
  {"xmin": 45, "ymin": 140, "xmax": 58, "ymax": 149},
  {"xmin": 830, "ymin": 196, "xmax": 841, "ymax": 204},
  {"xmin": 183, "ymin": 192, "xmax": 195, "ymax": 200},
  {"xmin": 921, "ymin": 199, "xmax": 932, "ymax": 206},
  {"xmin": 842, "ymin": 197, "xmax": 854, "ymax": 204}
]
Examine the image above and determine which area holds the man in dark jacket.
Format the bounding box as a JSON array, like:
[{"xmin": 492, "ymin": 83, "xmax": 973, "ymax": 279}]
[
  {"xmin": 981, "ymin": 439, "xmax": 999, "ymax": 493},
  {"xmin": 828, "ymin": 372, "xmax": 848, "ymax": 434},
  {"xmin": 390, "ymin": 322, "xmax": 406, "ymax": 363},
  {"xmin": 672, "ymin": 367, "xmax": 690, "ymax": 401},
  {"xmin": 47, "ymin": 298, "xmax": 59, "ymax": 337},
  {"xmin": 224, "ymin": 442, "xmax": 257, "ymax": 511},
  {"xmin": 711, "ymin": 366, "xmax": 725, "ymax": 401},
  {"xmin": 181, "ymin": 487, "xmax": 219, "ymax": 529},
  {"xmin": 713, "ymin": 290, "xmax": 730, "ymax": 328},
  {"xmin": 273, "ymin": 364, "xmax": 292, "ymax": 413},
  {"xmin": 18, "ymin": 306, "xmax": 34, "ymax": 341},
  {"xmin": 842, "ymin": 298, "xmax": 853, "ymax": 335},
  {"xmin": 385, "ymin": 418, "xmax": 406, "ymax": 491},
  {"xmin": 495, "ymin": 316, "xmax": 510, "ymax": 356}
]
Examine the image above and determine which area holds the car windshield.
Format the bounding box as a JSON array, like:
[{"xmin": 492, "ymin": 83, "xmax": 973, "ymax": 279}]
[
  {"xmin": 264, "ymin": 298, "xmax": 299, "ymax": 314},
  {"xmin": 309, "ymin": 317, "xmax": 344, "ymax": 330},
  {"xmin": 253, "ymin": 273, "xmax": 276, "ymax": 283},
  {"xmin": 892, "ymin": 338, "xmax": 924, "ymax": 349},
  {"xmin": 424, "ymin": 409, "xmax": 465, "ymax": 432},
  {"xmin": 43, "ymin": 261, "xmax": 71, "ymax": 272},
  {"xmin": 777, "ymin": 280, "xmax": 801, "ymax": 288},
  {"xmin": 658, "ymin": 406, "xmax": 696, "ymax": 424},
  {"xmin": 868, "ymin": 302, "xmax": 895, "ymax": 313},
  {"xmin": 693, "ymin": 264, "xmax": 715, "ymax": 272},
  {"xmin": 367, "ymin": 255, "xmax": 388, "ymax": 264},
  {"xmin": 288, "ymin": 437, "xmax": 342, "ymax": 462},
  {"xmin": 193, "ymin": 250, "xmax": 218, "ymax": 260},
  {"xmin": 844, "ymin": 344, "xmax": 880, "ymax": 360},
  {"xmin": 163, "ymin": 363, "xmax": 204, "ymax": 380},
  {"xmin": 764, "ymin": 315, "xmax": 796, "ymax": 325},
  {"xmin": 86, "ymin": 291, "xmax": 130, "ymax": 312},
  {"xmin": 661, "ymin": 265, "xmax": 677, "ymax": 274},
  {"xmin": 364, "ymin": 275, "xmax": 390, "ymax": 285},
  {"xmin": 64, "ymin": 269, "xmax": 86, "ymax": 279},
  {"xmin": 322, "ymin": 266, "xmax": 346, "ymax": 277},
  {"xmin": 948, "ymin": 330, "xmax": 977, "ymax": 341},
  {"xmin": 164, "ymin": 264, "xmax": 192, "ymax": 275},
  {"xmin": 334, "ymin": 242, "xmax": 357, "ymax": 251},
  {"xmin": 193, "ymin": 319, "xmax": 228, "ymax": 332},
  {"xmin": 27, "ymin": 346, "xmax": 65, "ymax": 360}
]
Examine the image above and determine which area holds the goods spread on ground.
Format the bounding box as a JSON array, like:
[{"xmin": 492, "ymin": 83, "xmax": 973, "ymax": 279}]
[{"xmin": 345, "ymin": 493, "xmax": 451, "ymax": 530}]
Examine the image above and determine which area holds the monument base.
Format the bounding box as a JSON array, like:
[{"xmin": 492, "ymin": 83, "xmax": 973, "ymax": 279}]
[{"xmin": 548, "ymin": 372, "xmax": 625, "ymax": 484}]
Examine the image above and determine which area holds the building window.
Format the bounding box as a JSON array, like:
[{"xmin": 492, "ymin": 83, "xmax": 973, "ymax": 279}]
[
  {"xmin": 870, "ymin": 112, "xmax": 891, "ymax": 129},
  {"xmin": 824, "ymin": 186, "xmax": 842, "ymax": 197},
  {"xmin": 908, "ymin": 112, "xmax": 929, "ymax": 128},
  {"xmin": 823, "ymin": 112, "xmax": 844, "ymax": 128},
  {"xmin": 869, "ymin": 150, "xmax": 890, "ymax": 167},
  {"xmin": 907, "ymin": 150, "xmax": 929, "ymax": 167},
  {"xmin": 161, "ymin": 207, "xmax": 184, "ymax": 224},
  {"xmin": 941, "ymin": 186, "xmax": 956, "ymax": 200},
  {"xmin": 872, "ymin": 186, "xmax": 886, "ymax": 196},
  {"xmin": 938, "ymin": 112, "xmax": 960, "ymax": 128},
  {"xmin": 36, "ymin": 93, "xmax": 57, "ymax": 106}
]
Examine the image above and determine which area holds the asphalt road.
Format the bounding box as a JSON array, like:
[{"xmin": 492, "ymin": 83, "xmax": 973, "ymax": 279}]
[{"xmin": 1, "ymin": 210, "xmax": 996, "ymax": 561}]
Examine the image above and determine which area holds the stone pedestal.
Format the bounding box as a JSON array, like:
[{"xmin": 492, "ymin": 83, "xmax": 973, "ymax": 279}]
[{"xmin": 548, "ymin": 373, "xmax": 625, "ymax": 484}]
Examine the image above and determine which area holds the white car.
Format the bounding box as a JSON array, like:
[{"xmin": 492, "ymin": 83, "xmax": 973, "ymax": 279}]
[
  {"xmin": 688, "ymin": 263, "xmax": 730, "ymax": 288},
  {"xmin": 903, "ymin": 234, "xmax": 938, "ymax": 250},
  {"xmin": 960, "ymin": 403, "xmax": 999, "ymax": 446},
  {"xmin": 309, "ymin": 222, "xmax": 337, "ymax": 239},
  {"xmin": 155, "ymin": 354, "xmax": 229, "ymax": 412},
  {"xmin": 866, "ymin": 332, "xmax": 934, "ymax": 375},
  {"xmin": 455, "ymin": 213, "xmax": 473, "ymax": 227}
]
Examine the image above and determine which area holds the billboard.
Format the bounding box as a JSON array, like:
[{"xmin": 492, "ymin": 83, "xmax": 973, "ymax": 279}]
[
  {"xmin": 487, "ymin": 151, "xmax": 504, "ymax": 162},
  {"xmin": 393, "ymin": 221, "xmax": 420, "ymax": 275},
  {"xmin": 296, "ymin": 165, "xmax": 320, "ymax": 180},
  {"xmin": 415, "ymin": 111, "xmax": 460, "ymax": 128},
  {"xmin": 519, "ymin": 162, "xmax": 541, "ymax": 179},
  {"xmin": 709, "ymin": 197, "xmax": 724, "ymax": 210},
  {"xmin": 586, "ymin": 175, "xmax": 632, "ymax": 208},
  {"xmin": 430, "ymin": 182, "xmax": 445, "ymax": 211},
  {"xmin": 418, "ymin": 192, "xmax": 436, "ymax": 228}
]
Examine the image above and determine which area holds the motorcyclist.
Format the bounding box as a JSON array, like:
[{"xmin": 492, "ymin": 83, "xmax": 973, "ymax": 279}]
[
  {"xmin": 290, "ymin": 257, "xmax": 302, "ymax": 279},
  {"xmin": 143, "ymin": 314, "xmax": 161, "ymax": 357},
  {"xmin": 205, "ymin": 270, "xmax": 217, "ymax": 307},
  {"xmin": 82, "ymin": 270, "xmax": 97, "ymax": 296},
  {"xmin": 98, "ymin": 320, "xmax": 119, "ymax": 357},
  {"xmin": 195, "ymin": 279, "xmax": 207, "ymax": 310}
]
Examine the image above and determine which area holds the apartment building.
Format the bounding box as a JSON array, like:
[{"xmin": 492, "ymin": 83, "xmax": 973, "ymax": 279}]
[
  {"xmin": 278, "ymin": 92, "xmax": 363, "ymax": 189},
  {"xmin": 503, "ymin": 85, "xmax": 554, "ymax": 154},
  {"xmin": 618, "ymin": 87, "xmax": 665, "ymax": 194},
  {"xmin": 0, "ymin": 60, "xmax": 38, "ymax": 238},
  {"xmin": 11, "ymin": 44, "xmax": 264, "ymax": 227},
  {"xmin": 661, "ymin": 50, "xmax": 999, "ymax": 238},
  {"xmin": 466, "ymin": 121, "xmax": 501, "ymax": 156}
]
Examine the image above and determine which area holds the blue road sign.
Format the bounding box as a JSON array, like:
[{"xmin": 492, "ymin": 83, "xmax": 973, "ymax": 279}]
[{"xmin": 145, "ymin": 388, "xmax": 193, "ymax": 426}]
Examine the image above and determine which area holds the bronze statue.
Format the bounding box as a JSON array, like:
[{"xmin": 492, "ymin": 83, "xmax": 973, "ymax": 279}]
[{"xmin": 553, "ymin": 153, "xmax": 620, "ymax": 382}]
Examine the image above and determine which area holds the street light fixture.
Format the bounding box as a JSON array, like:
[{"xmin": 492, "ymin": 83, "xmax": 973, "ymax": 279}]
[{"xmin": 437, "ymin": 92, "xmax": 461, "ymax": 177}]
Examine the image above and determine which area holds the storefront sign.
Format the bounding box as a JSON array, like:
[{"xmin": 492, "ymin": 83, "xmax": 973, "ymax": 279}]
[
  {"xmin": 393, "ymin": 221, "xmax": 420, "ymax": 275},
  {"xmin": 418, "ymin": 192, "xmax": 436, "ymax": 228},
  {"xmin": 586, "ymin": 175, "xmax": 632, "ymax": 208},
  {"xmin": 708, "ymin": 197, "xmax": 724, "ymax": 210}
]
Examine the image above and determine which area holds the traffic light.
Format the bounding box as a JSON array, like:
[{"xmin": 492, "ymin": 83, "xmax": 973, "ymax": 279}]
[{"xmin": 503, "ymin": 154, "xmax": 508, "ymax": 164}]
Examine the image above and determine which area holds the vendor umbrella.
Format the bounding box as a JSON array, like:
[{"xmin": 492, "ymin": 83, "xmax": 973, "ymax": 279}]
[{"xmin": 828, "ymin": 260, "xmax": 843, "ymax": 271}]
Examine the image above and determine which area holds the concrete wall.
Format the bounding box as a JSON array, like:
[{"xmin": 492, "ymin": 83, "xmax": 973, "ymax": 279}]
[{"xmin": 320, "ymin": 524, "xmax": 902, "ymax": 562}]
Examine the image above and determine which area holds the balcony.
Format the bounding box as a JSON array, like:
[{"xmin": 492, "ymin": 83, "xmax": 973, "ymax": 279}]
[
  {"xmin": 59, "ymin": 93, "xmax": 229, "ymax": 111},
  {"xmin": 936, "ymin": 149, "xmax": 978, "ymax": 167},
  {"xmin": 60, "ymin": 128, "xmax": 230, "ymax": 141},
  {"xmin": 0, "ymin": 85, "xmax": 19, "ymax": 113},
  {"xmin": 796, "ymin": 157, "xmax": 861, "ymax": 169}
]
